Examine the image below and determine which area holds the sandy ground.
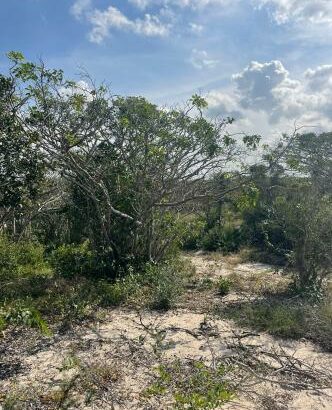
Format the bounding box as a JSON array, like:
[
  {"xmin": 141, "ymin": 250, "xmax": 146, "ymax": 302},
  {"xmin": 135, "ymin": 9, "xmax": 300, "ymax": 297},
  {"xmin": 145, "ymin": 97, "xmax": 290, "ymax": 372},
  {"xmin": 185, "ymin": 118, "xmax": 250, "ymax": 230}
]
[{"xmin": 1, "ymin": 253, "xmax": 331, "ymax": 409}]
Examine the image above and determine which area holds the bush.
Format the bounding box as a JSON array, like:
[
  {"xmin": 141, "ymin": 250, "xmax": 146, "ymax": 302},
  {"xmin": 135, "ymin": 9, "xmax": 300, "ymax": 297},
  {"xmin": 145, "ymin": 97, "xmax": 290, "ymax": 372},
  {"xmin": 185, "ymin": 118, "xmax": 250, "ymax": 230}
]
[
  {"xmin": 0, "ymin": 236, "xmax": 18, "ymax": 279},
  {"xmin": 143, "ymin": 259, "xmax": 193, "ymax": 311},
  {"xmin": 0, "ymin": 236, "xmax": 48, "ymax": 280},
  {"xmin": 16, "ymin": 242, "xmax": 48, "ymax": 276},
  {"xmin": 0, "ymin": 302, "xmax": 51, "ymax": 335},
  {"xmin": 50, "ymin": 241, "xmax": 95, "ymax": 278},
  {"xmin": 200, "ymin": 225, "xmax": 243, "ymax": 253},
  {"xmin": 144, "ymin": 361, "xmax": 233, "ymax": 409},
  {"xmin": 96, "ymin": 280, "xmax": 127, "ymax": 307},
  {"xmin": 217, "ymin": 278, "xmax": 232, "ymax": 296},
  {"xmin": 200, "ymin": 226, "xmax": 222, "ymax": 252},
  {"xmin": 181, "ymin": 217, "xmax": 206, "ymax": 250}
]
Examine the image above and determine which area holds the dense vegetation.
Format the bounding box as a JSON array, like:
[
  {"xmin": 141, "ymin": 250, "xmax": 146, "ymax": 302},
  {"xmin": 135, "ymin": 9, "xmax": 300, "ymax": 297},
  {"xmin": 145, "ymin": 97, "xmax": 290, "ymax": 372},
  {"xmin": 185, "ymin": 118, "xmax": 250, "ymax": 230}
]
[{"xmin": 0, "ymin": 51, "xmax": 331, "ymax": 340}]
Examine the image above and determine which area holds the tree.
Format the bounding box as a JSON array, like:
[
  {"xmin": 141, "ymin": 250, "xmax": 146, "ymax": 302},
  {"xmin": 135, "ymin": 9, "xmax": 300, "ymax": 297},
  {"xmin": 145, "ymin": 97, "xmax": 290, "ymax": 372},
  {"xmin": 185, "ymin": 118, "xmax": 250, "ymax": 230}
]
[
  {"xmin": 0, "ymin": 72, "xmax": 45, "ymax": 235},
  {"xmin": 4, "ymin": 53, "xmax": 256, "ymax": 273},
  {"xmin": 244, "ymin": 131, "xmax": 332, "ymax": 295}
]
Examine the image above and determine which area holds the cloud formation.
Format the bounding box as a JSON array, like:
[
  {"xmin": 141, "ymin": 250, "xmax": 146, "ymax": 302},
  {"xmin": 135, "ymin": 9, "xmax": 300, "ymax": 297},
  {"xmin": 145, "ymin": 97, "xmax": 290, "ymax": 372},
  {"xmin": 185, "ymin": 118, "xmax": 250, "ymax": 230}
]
[
  {"xmin": 70, "ymin": 0, "xmax": 92, "ymax": 19},
  {"xmin": 190, "ymin": 49, "xmax": 219, "ymax": 69},
  {"xmin": 71, "ymin": 0, "xmax": 332, "ymax": 45},
  {"xmin": 207, "ymin": 60, "xmax": 332, "ymax": 135},
  {"xmin": 253, "ymin": 0, "xmax": 332, "ymax": 25},
  {"xmin": 129, "ymin": 0, "xmax": 234, "ymax": 9},
  {"xmin": 71, "ymin": 0, "xmax": 332, "ymax": 43},
  {"xmin": 68, "ymin": 2, "xmax": 332, "ymax": 137},
  {"xmin": 88, "ymin": 6, "xmax": 169, "ymax": 43},
  {"xmin": 71, "ymin": 1, "xmax": 170, "ymax": 43}
]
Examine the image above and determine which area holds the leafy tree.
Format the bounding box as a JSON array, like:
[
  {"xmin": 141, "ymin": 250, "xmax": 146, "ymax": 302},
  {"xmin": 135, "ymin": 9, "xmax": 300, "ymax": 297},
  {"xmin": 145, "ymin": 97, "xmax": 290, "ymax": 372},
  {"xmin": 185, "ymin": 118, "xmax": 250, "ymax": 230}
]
[
  {"xmin": 2, "ymin": 53, "xmax": 254, "ymax": 273},
  {"xmin": 244, "ymin": 132, "xmax": 332, "ymax": 295},
  {"xmin": 0, "ymin": 72, "xmax": 44, "ymax": 235}
]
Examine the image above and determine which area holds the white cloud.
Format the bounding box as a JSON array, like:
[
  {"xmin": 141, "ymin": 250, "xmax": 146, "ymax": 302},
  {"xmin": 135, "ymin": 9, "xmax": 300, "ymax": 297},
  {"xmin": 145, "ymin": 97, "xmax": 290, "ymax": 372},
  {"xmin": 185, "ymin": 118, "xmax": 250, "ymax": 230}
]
[
  {"xmin": 305, "ymin": 65, "xmax": 332, "ymax": 90},
  {"xmin": 254, "ymin": 0, "xmax": 332, "ymax": 26},
  {"xmin": 189, "ymin": 22, "xmax": 204, "ymax": 34},
  {"xmin": 70, "ymin": 0, "xmax": 92, "ymax": 19},
  {"xmin": 70, "ymin": 0, "xmax": 237, "ymax": 46},
  {"xmin": 207, "ymin": 60, "xmax": 332, "ymax": 137},
  {"xmin": 207, "ymin": 90, "xmax": 243, "ymax": 119},
  {"xmin": 232, "ymin": 60, "xmax": 302, "ymax": 121},
  {"xmin": 87, "ymin": 6, "xmax": 169, "ymax": 43},
  {"xmin": 129, "ymin": 0, "xmax": 236, "ymax": 10},
  {"xmin": 190, "ymin": 49, "xmax": 219, "ymax": 69}
]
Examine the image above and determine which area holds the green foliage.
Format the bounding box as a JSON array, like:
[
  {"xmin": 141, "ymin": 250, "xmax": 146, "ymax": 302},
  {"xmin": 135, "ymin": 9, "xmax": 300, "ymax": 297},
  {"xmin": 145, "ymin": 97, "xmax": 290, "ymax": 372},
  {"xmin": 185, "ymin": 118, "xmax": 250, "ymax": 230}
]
[
  {"xmin": 242, "ymin": 144, "xmax": 332, "ymax": 296},
  {"xmin": 0, "ymin": 303, "xmax": 51, "ymax": 335},
  {"xmin": 144, "ymin": 361, "xmax": 233, "ymax": 409},
  {"xmin": 0, "ymin": 236, "xmax": 19, "ymax": 279},
  {"xmin": 217, "ymin": 277, "xmax": 232, "ymax": 296},
  {"xmin": 180, "ymin": 216, "xmax": 206, "ymax": 251},
  {"xmin": 50, "ymin": 241, "xmax": 95, "ymax": 278},
  {"xmin": 220, "ymin": 300, "xmax": 304, "ymax": 338},
  {"xmin": 1, "ymin": 52, "xmax": 242, "ymax": 271},
  {"xmin": 200, "ymin": 227, "xmax": 222, "ymax": 251},
  {"xmin": 274, "ymin": 189, "xmax": 332, "ymax": 297},
  {"xmin": 1, "ymin": 52, "xmax": 330, "ymax": 309},
  {"xmin": 197, "ymin": 277, "xmax": 215, "ymax": 291},
  {"xmin": 7, "ymin": 51, "xmax": 25, "ymax": 62},
  {"xmin": 0, "ymin": 71, "xmax": 45, "ymax": 215},
  {"xmin": 219, "ymin": 295, "xmax": 332, "ymax": 351},
  {"xmin": 0, "ymin": 236, "xmax": 48, "ymax": 280},
  {"xmin": 143, "ymin": 259, "xmax": 193, "ymax": 311},
  {"xmin": 200, "ymin": 225, "xmax": 242, "ymax": 253},
  {"xmin": 190, "ymin": 94, "xmax": 208, "ymax": 110},
  {"xmin": 96, "ymin": 280, "xmax": 127, "ymax": 307}
]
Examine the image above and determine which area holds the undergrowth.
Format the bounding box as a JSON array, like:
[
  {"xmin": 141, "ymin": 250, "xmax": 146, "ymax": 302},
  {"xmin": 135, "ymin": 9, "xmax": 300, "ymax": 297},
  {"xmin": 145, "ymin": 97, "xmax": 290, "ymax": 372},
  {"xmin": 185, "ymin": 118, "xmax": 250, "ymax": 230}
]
[
  {"xmin": 217, "ymin": 295, "xmax": 332, "ymax": 352},
  {"xmin": 0, "ymin": 239, "xmax": 193, "ymax": 334},
  {"xmin": 143, "ymin": 360, "xmax": 234, "ymax": 410}
]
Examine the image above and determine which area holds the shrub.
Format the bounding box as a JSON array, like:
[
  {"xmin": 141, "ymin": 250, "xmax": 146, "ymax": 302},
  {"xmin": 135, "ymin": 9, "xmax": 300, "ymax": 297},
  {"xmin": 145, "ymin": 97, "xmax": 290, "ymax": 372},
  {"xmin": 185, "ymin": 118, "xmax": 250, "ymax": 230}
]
[
  {"xmin": 200, "ymin": 226, "xmax": 222, "ymax": 252},
  {"xmin": 148, "ymin": 265, "xmax": 180, "ymax": 310},
  {"xmin": 143, "ymin": 361, "xmax": 233, "ymax": 409},
  {"xmin": 217, "ymin": 277, "xmax": 232, "ymax": 296},
  {"xmin": 218, "ymin": 296, "xmax": 332, "ymax": 350},
  {"xmin": 200, "ymin": 226, "xmax": 243, "ymax": 253},
  {"xmin": 181, "ymin": 217, "xmax": 206, "ymax": 250},
  {"xmin": 197, "ymin": 277, "xmax": 214, "ymax": 291},
  {"xmin": 96, "ymin": 280, "xmax": 127, "ymax": 307},
  {"xmin": 0, "ymin": 236, "xmax": 19, "ymax": 279},
  {"xmin": 0, "ymin": 236, "xmax": 48, "ymax": 280},
  {"xmin": 15, "ymin": 241, "xmax": 47, "ymax": 275},
  {"xmin": 50, "ymin": 241, "xmax": 95, "ymax": 278},
  {"xmin": 0, "ymin": 303, "xmax": 51, "ymax": 335},
  {"xmin": 144, "ymin": 259, "xmax": 193, "ymax": 311}
]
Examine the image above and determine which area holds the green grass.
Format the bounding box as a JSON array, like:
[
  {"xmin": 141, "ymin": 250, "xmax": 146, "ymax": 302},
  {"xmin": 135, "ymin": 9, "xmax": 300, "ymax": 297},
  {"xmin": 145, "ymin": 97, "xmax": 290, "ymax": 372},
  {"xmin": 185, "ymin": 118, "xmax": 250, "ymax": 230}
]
[{"xmin": 217, "ymin": 296, "xmax": 332, "ymax": 351}]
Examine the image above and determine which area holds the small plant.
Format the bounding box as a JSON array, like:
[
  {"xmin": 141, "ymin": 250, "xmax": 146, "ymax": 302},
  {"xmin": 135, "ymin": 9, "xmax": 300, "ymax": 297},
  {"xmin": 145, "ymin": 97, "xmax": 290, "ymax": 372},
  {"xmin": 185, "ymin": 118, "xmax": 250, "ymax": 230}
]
[
  {"xmin": 143, "ymin": 259, "xmax": 192, "ymax": 311},
  {"xmin": 181, "ymin": 216, "xmax": 206, "ymax": 250},
  {"xmin": 143, "ymin": 361, "xmax": 233, "ymax": 409},
  {"xmin": 217, "ymin": 277, "xmax": 232, "ymax": 296},
  {"xmin": 56, "ymin": 356, "xmax": 121, "ymax": 407},
  {"xmin": 0, "ymin": 303, "xmax": 51, "ymax": 335},
  {"xmin": 97, "ymin": 280, "xmax": 126, "ymax": 307},
  {"xmin": 221, "ymin": 301, "xmax": 303, "ymax": 337},
  {"xmin": 197, "ymin": 277, "xmax": 214, "ymax": 291}
]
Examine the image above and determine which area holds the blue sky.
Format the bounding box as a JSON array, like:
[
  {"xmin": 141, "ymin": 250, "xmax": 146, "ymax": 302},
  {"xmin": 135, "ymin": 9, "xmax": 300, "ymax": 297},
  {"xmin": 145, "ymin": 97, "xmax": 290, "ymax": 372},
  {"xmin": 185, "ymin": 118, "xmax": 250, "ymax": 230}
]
[{"xmin": 1, "ymin": 0, "xmax": 332, "ymax": 138}]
